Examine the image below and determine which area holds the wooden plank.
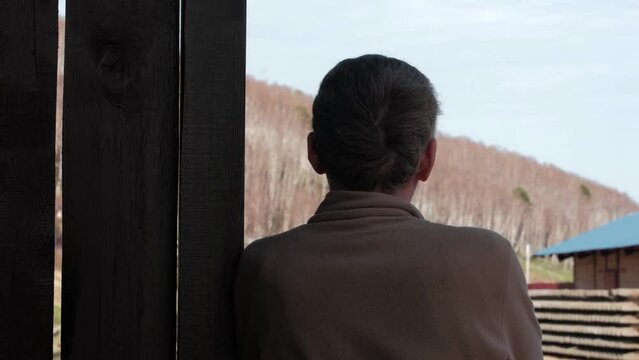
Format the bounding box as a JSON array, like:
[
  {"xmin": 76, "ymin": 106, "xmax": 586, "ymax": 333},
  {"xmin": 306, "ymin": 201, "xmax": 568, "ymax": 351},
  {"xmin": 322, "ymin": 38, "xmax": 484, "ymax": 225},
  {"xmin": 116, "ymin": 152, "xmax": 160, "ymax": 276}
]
[
  {"xmin": 177, "ymin": 0, "xmax": 246, "ymax": 359},
  {"xmin": 61, "ymin": 0, "xmax": 179, "ymax": 358},
  {"xmin": 541, "ymin": 323, "xmax": 639, "ymax": 338},
  {"xmin": 533, "ymin": 300, "xmax": 639, "ymax": 312},
  {"xmin": 543, "ymin": 334, "xmax": 639, "ymax": 350},
  {"xmin": 530, "ymin": 288, "xmax": 639, "ymax": 299},
  {"xmin": 0, "ymin": 0, "xmax": 57, "ymax": 358},
  {"xmin": 536, "ymin": 312, "xmax": 639, "ymax": 325},
  {"xmin": 530, "ymin": 289, "xmax": 614, "ymax": 299},
  {"xmin": 613, "ymin": 289, "xmax": 639, "ymax": 299},
  {"xmin": 543, "ymin": 344, "xmax": 639, "ymax": 360}
]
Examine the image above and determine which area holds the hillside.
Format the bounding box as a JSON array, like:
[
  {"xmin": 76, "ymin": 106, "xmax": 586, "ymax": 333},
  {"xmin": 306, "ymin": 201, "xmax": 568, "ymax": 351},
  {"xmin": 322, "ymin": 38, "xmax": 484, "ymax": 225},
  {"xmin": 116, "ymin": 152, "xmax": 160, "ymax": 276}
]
[{"xmin": 244, "ymin": 78, "xmax": 638, "ymax": 251}]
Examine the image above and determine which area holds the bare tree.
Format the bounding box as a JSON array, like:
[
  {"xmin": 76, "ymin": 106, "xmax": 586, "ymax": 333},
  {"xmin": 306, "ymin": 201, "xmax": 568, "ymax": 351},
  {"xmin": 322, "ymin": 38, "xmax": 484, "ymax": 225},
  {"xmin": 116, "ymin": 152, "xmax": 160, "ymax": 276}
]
[{"xmin": 243, "ymin": 79, "xmax": 638, "ymax": 250}]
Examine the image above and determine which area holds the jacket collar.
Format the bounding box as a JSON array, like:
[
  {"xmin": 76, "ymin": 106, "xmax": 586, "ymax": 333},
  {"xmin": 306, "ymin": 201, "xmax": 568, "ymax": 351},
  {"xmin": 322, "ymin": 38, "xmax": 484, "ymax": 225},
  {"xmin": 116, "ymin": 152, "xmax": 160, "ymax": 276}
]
[{"xmin": 308, "ymin": 190, "xmax": 424, "ymax": 224}]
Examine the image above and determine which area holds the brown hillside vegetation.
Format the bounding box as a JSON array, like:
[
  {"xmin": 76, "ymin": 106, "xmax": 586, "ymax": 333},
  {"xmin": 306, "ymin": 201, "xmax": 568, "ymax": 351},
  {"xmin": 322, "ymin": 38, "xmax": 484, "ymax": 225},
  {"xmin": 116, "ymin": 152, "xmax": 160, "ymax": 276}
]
[{"xmin": 244, "ymin": 78, "xmax": 638, "ymax": 251}]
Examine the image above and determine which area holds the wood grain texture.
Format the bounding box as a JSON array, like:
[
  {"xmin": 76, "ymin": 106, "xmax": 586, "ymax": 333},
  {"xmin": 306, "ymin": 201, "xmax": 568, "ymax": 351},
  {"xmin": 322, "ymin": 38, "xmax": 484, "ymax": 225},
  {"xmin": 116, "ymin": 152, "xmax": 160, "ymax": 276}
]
[
  {"xmin": 543, "ymin": 334, "xmax": 639, "ymax": 350},
  {"xmin": 0, "ymin": 0, "xmax": 57, "ymax": 358},
  {"xmin": 533, "ymin": 300, "xmax": 639, "ymax": 312},
  {"xmin": 543, "ymin": 344, "xmax": 639, "ymax": 360},
  {"xmin": 61, "ymin": 0, "xmax": 179, "ymax": 358},
  {"xmin": 541, "ymin": 323, "xmax": 639, "ymax": 338},
  {"xmin": 530, "ymin": 288, "xmax": 639, "ymax": 300},
  {"xmin": 177, "ymin": 0, "xmax": 246, "ymax": 359},
  {"xmin": 535, "ymin": 312, "xmax": 639, "ymax": 325}
]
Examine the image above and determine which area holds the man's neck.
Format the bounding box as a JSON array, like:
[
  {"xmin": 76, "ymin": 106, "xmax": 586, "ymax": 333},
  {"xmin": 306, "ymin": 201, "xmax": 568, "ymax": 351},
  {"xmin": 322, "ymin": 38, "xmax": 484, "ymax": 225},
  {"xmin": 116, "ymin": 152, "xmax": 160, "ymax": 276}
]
[
  {"xmin": 390, "ymin": 181, "xmax": 418, "ymax": 203},
  {"xmin": 329, "ymin": 178, "xmax": 418, "ymax": 204}
]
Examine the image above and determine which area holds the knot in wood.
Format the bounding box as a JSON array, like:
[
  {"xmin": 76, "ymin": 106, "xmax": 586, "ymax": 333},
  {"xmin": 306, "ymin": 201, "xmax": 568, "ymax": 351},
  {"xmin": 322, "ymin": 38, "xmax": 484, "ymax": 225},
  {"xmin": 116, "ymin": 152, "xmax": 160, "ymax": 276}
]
[{"xmin": 97, "ymin": 44, "xmax": 133, "ymax": 107}]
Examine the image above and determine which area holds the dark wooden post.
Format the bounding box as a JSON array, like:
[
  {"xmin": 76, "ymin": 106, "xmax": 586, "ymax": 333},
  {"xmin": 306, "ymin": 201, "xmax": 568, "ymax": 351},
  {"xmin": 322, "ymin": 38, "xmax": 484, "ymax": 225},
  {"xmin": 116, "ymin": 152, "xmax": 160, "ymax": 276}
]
[
  {"xmin": 61, "ymin": 0, "xmax": 179, "ymax": 358},
  {"xmin": 178, "ymin": 0, "xmax": 246, "ymax": 358},
  {"xmin": 0, "ymin": 0, "xmax": 58, "ymax": 358}
]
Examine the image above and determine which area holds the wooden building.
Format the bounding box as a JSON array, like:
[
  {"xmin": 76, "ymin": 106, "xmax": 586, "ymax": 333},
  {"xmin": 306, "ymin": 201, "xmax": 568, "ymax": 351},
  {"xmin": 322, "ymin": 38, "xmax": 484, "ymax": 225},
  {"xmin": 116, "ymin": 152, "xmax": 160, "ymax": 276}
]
[{"xmin": 536, "ymin": 213, "xmax": 639, "ymax": 289}]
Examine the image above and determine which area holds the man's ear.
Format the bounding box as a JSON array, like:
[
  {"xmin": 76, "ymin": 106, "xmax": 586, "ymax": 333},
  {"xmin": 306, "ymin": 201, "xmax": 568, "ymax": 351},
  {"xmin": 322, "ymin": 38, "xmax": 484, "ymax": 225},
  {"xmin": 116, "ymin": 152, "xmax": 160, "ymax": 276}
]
[
  {"xmin": 307, "ymin": 132, "xmax": 326, "ymax": 174},
  {"xmin": 416, "ymin": 139, "xmax": 437, "ymax": 182}
]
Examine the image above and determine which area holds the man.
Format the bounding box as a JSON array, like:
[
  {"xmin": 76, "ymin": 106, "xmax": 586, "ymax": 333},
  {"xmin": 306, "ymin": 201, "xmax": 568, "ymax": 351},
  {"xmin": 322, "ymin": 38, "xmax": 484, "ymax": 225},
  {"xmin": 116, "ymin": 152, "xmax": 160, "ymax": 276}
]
[{"xmin": 235, "ymin": 54, "xmax": 542, "ymax": 359}]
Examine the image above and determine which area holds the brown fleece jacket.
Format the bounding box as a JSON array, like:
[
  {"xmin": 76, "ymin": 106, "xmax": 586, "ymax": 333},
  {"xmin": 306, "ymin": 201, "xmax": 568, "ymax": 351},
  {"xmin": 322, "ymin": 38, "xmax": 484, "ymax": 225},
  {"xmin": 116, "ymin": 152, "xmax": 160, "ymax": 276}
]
[{"xmin": 235, "ymin": 190, "xmax": 542, "ymax": 359}]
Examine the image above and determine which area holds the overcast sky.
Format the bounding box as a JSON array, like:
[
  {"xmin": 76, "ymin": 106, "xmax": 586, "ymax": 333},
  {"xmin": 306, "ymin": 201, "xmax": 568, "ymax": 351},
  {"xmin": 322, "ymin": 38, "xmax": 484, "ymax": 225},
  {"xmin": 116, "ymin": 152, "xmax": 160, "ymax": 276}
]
[
  {"xmin": 59, "ymin": 1, "xmax": 639, "ymax": 202},
  {"xmin": 246, "ymin": 0, "xmax": 639, "ymax": 202}
]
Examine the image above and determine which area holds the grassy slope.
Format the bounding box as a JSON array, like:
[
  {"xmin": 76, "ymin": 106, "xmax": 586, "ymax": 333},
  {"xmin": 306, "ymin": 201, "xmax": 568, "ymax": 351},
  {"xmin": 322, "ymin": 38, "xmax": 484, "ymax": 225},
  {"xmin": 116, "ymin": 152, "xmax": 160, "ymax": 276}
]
[{"xmin": 517, "ymin": 254, "xmax": 573, "ymax": 283}]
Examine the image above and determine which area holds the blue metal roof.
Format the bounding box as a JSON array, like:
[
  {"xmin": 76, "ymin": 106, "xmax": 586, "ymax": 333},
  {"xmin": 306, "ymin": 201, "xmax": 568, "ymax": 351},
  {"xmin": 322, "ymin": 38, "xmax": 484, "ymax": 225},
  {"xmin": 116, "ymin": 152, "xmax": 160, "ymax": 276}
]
[{"xmin": 535, "ymin": 212, "xmax": 639, "ymax": 256}]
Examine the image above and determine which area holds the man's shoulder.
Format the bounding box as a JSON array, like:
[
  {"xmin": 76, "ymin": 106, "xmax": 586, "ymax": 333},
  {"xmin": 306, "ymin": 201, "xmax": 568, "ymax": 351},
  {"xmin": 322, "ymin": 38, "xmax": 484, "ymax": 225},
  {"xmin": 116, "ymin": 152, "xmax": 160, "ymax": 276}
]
[
  {"xmin": 413, "ymin": 220, "xmax": 514, "ymax": 257},
  {"xmin": 413, "ymin": 221, "xmax": 519, "ymax": 290},
  {"xmin": 239, "ymin": 225, "xmax": 308, "ymax": 266}
]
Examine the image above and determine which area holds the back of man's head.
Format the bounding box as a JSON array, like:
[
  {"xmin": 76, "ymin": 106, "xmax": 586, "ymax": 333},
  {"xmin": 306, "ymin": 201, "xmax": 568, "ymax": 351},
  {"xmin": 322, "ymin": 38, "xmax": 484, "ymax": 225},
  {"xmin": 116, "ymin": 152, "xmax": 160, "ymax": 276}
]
[{"xmin": 311, "ymin": 54, "xmax": 440, "ymax": 193}]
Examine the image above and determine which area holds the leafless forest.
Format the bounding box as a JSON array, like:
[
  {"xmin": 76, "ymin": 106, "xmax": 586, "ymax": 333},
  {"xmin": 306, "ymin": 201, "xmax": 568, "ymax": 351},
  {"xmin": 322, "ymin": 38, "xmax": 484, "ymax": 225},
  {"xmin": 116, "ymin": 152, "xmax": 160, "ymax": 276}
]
[
  {"xmin": 244, "ymin": 78, "xmax": 638, "ymax": 251},
  {"xmin": 55, "ymin": 20, "xmax": 638, "ymax": 253}
]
